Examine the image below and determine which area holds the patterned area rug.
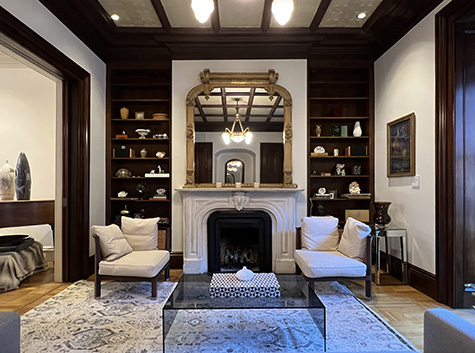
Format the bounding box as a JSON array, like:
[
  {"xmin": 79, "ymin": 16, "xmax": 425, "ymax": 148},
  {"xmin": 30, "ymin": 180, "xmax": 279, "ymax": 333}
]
[{"xmin": 20, "ymin": 280, "xmax": 416, "ymax": 353}]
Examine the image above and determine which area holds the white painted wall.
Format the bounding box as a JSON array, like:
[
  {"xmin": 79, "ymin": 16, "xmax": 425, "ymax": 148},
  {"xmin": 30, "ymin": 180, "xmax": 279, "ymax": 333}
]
[
  {"xmin": 172, "ymin": 60, "xmax": 307, "ymax": 252},
  {"xmin": 196, "ymin": 131, "xmax": 283, "ymax": 182},
  {"xmin": 0, "ymin": 0, "xmax": 107, "ymax": 268},
  {"xmin": 0, "ymin": 68, "xmax": 55, "ymax": 199},
  {"xmin": 374, "ymin": 1, "xmax": 451, "ymax": 274}
]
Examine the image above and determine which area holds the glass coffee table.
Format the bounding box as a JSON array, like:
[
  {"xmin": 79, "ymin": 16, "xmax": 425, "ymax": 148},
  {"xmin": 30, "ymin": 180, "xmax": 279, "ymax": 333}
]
[{"xmin": 163, "ymin": 274, "xmax": 325, "ymax": 352}]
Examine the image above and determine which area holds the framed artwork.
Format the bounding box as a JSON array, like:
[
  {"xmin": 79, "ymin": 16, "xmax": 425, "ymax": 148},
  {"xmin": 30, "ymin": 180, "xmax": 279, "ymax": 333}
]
[
  {"xmin": 135, "ymin": 111, "xmax": 145, "ymax": 120},
  {"xmin": 387, "ymin": 113, "xmax": 415, "ymax": 177},
  {"xmin": 345, "ymin": 209, "xmax": 370, "ymax": 222}
]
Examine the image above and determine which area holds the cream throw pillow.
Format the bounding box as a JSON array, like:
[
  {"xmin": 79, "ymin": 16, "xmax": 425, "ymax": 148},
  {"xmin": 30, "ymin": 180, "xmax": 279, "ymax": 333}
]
[
  {"xmin": 338, "ymin": 217, "xmax": 372, "ymax": 261},
  {"xmin": 301, "ymin": 216, "xmax": 340, "ymax": 251},
  {"xmin": 91, "ymin": 224, "xmax": 132, "ymax": 261},
  {"xmin": 121, "ymin": 216, "xmax": 159, "ymax": 251}
]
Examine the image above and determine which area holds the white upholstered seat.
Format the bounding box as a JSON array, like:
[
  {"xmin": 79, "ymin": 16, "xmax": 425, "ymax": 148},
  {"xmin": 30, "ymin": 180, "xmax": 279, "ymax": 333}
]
[
  {"xmin": 98, "ymin": 250, "xmax": 170, "ymax": 277},
  {"xmin": 294, "ymin": 249, "xmax": 367, "ymax": 278}
]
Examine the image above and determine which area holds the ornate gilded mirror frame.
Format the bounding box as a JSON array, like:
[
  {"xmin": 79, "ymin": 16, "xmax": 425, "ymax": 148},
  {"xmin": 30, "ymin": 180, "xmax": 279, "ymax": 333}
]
[{"xmin": 185, "ymin": 69, "xmax": 293, "ymax": 187}]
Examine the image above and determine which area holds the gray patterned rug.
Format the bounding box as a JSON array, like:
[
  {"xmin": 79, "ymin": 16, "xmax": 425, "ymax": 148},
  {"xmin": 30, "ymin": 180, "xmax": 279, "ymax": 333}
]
[{"xmin": 20, "ymin": 280, "xmax": 416, "ymax": 353}]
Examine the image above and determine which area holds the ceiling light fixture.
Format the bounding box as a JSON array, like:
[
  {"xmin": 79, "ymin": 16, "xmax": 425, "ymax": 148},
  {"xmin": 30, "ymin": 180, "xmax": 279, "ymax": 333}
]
[
  {"xmin": 357, "ymin": 12, "xmax": 367, "ymax": 20},
  {"xmin": 111, "ymin": 14, "xmax": 120, "ymax": 21},
  {"xmin": 191, "ymin": 0, "xmax": 215, "ymax": 24},
  {"xmin": 272, "ymin": 0, "xmax": 294, "ymax": 26},
  {"xmin": 222, "ymin": 98, "xmax": 253, "ymax": 145}
]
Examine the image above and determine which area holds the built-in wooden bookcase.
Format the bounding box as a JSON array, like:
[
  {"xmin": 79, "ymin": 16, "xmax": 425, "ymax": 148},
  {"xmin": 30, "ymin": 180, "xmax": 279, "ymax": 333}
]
[
  {"xmin": 107, "ymin": 62, "xmax": 171, "ymax": 224},
  {"xmin": 307, "ymin": 63, "xmax": 374, "ymax": 223}
]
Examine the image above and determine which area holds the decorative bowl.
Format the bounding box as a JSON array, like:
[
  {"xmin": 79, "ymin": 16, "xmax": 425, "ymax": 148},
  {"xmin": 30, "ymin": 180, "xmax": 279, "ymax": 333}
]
[
  {"xmin": 117, "ymin": 191, "xmax": 128, "ymax": 198},
  {"xmin": 236, "ymin": 266, "xmax": 255, "ymax": 281},
  {"xmin": 135, "ymin": 129, "xmax": 150, "ymax": 139},
  {"xmin": 156, "ymin": 188, "xmax": 166, "ymax": 196},
  {"xmin": 115, "ymin": 168, "xmax": 132, "ymax": 178},
  {"xmin": 156, "ymin": 151, "xmax": 166, "ymax": 158}
]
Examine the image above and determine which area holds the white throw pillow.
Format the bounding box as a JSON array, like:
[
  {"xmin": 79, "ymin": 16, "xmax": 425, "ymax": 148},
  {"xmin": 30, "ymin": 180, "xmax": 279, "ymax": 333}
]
[
  {"xmin": 338, "ymin": 217, "xmax": 372, "ymax": 261},
  {"xmin": 301, "ymin": 216, "xmax": 340, "ymax": 251},
  {"xmin": 91, "ymin": 224, "xmax": 132, "ymax": 261},
  {"xmin": 121, "ymin": 216, "xmax": 159, "ymax": 251}
]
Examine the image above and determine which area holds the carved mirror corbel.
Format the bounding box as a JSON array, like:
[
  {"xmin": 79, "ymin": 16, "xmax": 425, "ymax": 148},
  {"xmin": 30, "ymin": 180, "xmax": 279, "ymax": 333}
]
[{"xmin": 185, "ymin": 69, "xmax": 293, "ymax": 187}]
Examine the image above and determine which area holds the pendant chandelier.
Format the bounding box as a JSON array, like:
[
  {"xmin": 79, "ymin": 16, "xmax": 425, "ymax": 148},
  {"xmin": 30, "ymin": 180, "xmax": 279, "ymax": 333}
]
[
  {"xmin": 222, "ymin": 98, "xmax": 253, "ymax": 145},
  {"xmin": 191, "ymin": 0, "xmax": 294, "ymax": 26}
]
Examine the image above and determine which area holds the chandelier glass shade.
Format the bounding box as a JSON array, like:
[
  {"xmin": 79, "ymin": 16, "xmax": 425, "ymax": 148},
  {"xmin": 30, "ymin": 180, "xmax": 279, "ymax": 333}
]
[
  {"xmin": 272, "ymin": 0, "xmax": 294, "ymax": 26},
  {"xmin": 222, "ymin": 99, "xmax": 253, "ymax": 145},
  {"xmin": 191, "ymin": 0, "xmax": 215, "ymax": 24}
]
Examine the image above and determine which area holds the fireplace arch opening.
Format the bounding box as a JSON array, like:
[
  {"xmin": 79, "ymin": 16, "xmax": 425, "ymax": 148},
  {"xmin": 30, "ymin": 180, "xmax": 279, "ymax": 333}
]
[{"xmin": 207, "ymin": 210, "xmax": 272, "ymax": 273}]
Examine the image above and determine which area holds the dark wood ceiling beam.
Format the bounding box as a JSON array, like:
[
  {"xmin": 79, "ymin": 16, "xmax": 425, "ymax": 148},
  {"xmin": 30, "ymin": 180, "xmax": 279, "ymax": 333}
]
[
  {"xmin": 261, "ymin": 0, "xmax": 273, "ymax": 33},
  {"xmin": 195, "ymin": 122, "xmax": 283, "ymax": 132},
  {"xmin": 199, "ymin": 91, "xmax": 273, "ymax": 97},
  {"xmin": 151, "ymin": 0, "xmax": 171, "ymax": 32},
  {"xmin": 310, "ymin": 0, "xmax": 332, "ymax": 32},
  {"xmin": 200, "ymin": 104, "xmax": 277, "ymax": 109},
  {"xmin": 194, "ymin": 97, "xmax": 207, "ymax": 122},
  {"xmin": 196, "ymin": 113, "xmax": 283, "ymax": 118},
  {"xmin": 211, "ymin": 0, "xmax": 221, "ymax": 33},
  {"xmin": 245, "ymin": 88, "xmax": 256, "ymax": 122},
  {"xmin": 221, "ymin": 88, "xmax": 229, "ymax": 122},
  {"xmin": 266, "ymin": 96, "xmax": 282, "ymax": 122}
]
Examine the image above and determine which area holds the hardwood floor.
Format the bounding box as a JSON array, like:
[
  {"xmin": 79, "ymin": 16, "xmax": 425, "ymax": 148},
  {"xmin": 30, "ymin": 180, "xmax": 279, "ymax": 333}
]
[{"xmin": 0, "ymin": 268, "xmax": 448, "ymax": 352}]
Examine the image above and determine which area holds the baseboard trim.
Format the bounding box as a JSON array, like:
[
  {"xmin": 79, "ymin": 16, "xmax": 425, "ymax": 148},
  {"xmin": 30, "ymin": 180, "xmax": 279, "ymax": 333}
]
[
  {"xmin": 170, "ymin": 252, "xmax": 183, "ymax": 269},
  {"xmin": 408, "ymin": 263, "xmax": 437, "ymax": 300},
  {"xmin": 378, "ymin": 253, "xmax": 437, "ymax": 300}
]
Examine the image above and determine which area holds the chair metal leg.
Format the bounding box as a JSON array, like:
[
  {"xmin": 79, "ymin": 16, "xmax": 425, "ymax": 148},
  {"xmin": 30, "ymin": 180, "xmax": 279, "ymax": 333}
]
[
  {"xmin": 151, "ymin": 277, "xmax": 158, "ymax": 299},
  {"xmin": 365, "ymin": 279, "xmax": 372, "ymax": 299},
  {"xmin": 165, "ymin": 266, "xmax": 170, "ymax": 280},
  {"xmin": 94, "ymin": 276, "xmax": 101, "ymax": 299}
]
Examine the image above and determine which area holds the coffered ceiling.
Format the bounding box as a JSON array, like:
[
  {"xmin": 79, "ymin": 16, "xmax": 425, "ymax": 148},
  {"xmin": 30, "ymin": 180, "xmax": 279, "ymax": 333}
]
[{"xmin": 38, "ymin": 0, "xmax": 443, "ymax": 61}]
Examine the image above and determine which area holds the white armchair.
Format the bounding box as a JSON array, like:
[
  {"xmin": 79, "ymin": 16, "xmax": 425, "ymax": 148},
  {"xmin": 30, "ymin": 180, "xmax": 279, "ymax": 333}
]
[
  {"xmin": 294, "ymin": 216, "xmax": 373, "ymax": 298},
  {"xmin": 92, "ymin": 217, "xmax": 170, "ymax": 299}
]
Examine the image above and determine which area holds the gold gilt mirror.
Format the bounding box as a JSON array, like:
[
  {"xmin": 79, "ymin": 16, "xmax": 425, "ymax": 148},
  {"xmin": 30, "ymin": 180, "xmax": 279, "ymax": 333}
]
[{"xmin": 185, "ymin": 69, "xmax": 293, "ymax": 188}]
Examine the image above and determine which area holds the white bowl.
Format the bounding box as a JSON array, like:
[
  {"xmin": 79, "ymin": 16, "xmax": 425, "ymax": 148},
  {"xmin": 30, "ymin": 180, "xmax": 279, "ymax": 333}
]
[{"xmin": 156, "ymin": 151, "xmax": 166, "ymax": 158}]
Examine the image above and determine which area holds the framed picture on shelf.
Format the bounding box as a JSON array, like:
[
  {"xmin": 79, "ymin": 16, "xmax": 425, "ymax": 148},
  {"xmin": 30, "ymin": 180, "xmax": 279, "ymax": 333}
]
[
  {"xmin": 387, "ymin": 113, "xmax": 415, "ymax": 177},
  {"xmin": 135, "ymin": 111, "xmax": 145, "ymax": 120},
  {"xmin": 345, "ymin": 209, "xmax": 370, "ymax": 222}
]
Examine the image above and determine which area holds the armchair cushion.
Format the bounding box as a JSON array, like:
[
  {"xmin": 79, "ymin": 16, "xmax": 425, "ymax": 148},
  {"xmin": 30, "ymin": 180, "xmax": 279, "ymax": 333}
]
[
  {"xmin": 98, "ymin": 250, "xmax": 170, "ymax": 277},
  {"xmin": 91, "ymin": 224, "xmax": 132, "ymax": 261},
  {"xmin": 294, "ymin": 249, "xmax": 367, "ymax": 278},
  {"xmin": 301, "ymin": 216, "xmax": 339, "ymax": 251},
  {"xmin": 338, "ymin": 217, "xmax": 371, "ymax": 261},
  {"xmin": 121, "ymin": 216, "xmax": 160, "ymax": 251}
]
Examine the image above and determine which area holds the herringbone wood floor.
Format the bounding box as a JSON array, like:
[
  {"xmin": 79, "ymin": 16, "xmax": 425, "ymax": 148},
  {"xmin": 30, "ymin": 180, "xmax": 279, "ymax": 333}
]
[{"xmin": 0, "ymin": 267, "xmax": 448, "ymax": 352}]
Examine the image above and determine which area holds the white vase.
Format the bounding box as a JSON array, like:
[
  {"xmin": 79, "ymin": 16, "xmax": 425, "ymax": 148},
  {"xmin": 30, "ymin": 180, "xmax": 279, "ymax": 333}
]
[
  {"xmin": 353, "ymin": 121, "xmax": 362, "ymax": 137},
  {"xmin": 0, "ymin": 161, "xmax": 15, "ymax": 200}
]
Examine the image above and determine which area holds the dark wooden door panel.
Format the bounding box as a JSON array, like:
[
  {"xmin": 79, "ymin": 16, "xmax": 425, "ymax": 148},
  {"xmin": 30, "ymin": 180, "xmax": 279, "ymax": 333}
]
[
  {"xmin": 260, "ymin": 143, "xmax": 283, "ymax": 183},
  {"xmin": 195, "ymin": 142, "xmax": 213, "ymax": 183}
]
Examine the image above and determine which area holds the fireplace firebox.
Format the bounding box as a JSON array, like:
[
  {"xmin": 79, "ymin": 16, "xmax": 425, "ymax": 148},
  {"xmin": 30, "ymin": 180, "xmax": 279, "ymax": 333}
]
[{"xmin": 207, "ymin": 210, "xmax": 272, "ymax": 273}]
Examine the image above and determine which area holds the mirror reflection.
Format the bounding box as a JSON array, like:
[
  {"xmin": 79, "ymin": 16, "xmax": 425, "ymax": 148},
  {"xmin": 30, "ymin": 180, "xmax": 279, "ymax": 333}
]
[{"xmin": 194, "ymin": 88, "xmax": 284, "ymax": 184}]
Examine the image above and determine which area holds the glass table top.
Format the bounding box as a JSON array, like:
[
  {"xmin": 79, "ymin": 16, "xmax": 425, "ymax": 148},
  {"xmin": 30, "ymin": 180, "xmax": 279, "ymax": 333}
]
[{"xmin": 163, "ymin": 274, "xmax": 324, "ymax": 310}]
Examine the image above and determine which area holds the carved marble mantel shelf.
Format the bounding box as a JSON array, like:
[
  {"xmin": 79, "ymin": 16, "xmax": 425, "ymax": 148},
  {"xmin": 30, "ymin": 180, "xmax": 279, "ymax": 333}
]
[{"xmin": 176, "ymin": 187, "xmax": 304, "ymax": 274}]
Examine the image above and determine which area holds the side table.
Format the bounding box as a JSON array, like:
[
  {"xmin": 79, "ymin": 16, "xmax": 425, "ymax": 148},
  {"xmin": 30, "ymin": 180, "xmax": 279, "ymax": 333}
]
[{"xmin": 374, "ymin": 228, "xmax": 408, "ymax": 285}]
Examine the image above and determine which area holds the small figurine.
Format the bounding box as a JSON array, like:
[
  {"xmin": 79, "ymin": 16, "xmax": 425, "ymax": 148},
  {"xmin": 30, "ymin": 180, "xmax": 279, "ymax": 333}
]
[
  {"xmin": 349, "ymin": 181, "xmax": 361, "ymax": 195},
  {"xmin": 336, "ymin": 163, "xmax": 346, "ymax": 176}
]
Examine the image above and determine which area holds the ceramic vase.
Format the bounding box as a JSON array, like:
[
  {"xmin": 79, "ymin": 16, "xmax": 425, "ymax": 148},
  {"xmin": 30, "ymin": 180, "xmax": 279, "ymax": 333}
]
[
  {"xmin": 120, "ymin": 107, "xmax": 129, "ymax": 120},
  {"xmin": 140, "ymin": 148, "xmax": 148, "ymax": 158},
  {"xmin": 0, "ymin": 161, "xmax": 15, "ymax": 200},
  {"xmin": 373, "ymin": 202, "xmax": 391, "ymax": 227},
  {"xmin": 15, "ymin": 152, "xmax": 31, "ymax": 200},
  {"xmin": 315, "ymin": 125, "xmax": 322, "ymax": 137},
  {"xmin": 353, "ymin": 121, "xmax": 362, "ymax": 137}
]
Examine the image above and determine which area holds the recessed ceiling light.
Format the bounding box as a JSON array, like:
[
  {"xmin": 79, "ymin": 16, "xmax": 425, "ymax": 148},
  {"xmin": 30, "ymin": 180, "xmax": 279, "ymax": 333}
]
[
  {"xmin": 357, "ymin": 12, "xmax": 367, "ymax": 20},
  {"xmin": 111, "ymin": 14, "xmax": 120, "ymax": 21}
]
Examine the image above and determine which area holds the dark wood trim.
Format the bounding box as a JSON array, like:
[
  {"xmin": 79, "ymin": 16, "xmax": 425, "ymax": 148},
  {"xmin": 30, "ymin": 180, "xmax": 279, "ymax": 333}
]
[
  {"xmin": 151, "ymin": 0, "xmax": 171, "ymax": 33},
  {"xmin": 261, "ymin": 0, "xmax": 272, "ymax": 33},
  {"xmin": 408, "ymin": 263, "xmax": 437, "ymax": 300},
  {"xmin": 170, "ymin": 252, "xmax": 183, "ymax": 269},
  {"xmin": 211, "ymin": 0, "xmax": 221, "ymax": 33},
  {"xmin": 0, "ymin": 7, "xmax": 91, "ymax": 282},
  {"xmin": 0, "ymin": 200, "xmax": 54, "ymax": 228},
  {"xmin": 435, "ymin": 0, "xmax": 475, "ymax": 307},
  {"xmin": 310, "ymin": 0, "xmax": 332, "ymax": 32}
]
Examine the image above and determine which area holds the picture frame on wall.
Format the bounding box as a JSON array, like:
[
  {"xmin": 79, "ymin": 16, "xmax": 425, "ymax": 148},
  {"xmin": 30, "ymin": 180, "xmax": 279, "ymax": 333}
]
[{"xmin": 387, "ymin": 113, "xmax": 415, "ymax": 177}]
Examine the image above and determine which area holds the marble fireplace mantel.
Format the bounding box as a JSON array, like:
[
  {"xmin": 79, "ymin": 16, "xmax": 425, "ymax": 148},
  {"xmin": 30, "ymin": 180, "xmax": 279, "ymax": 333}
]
[{"xmin": 176, "ymin": 187, "xmax": 303, "ymax": 274}]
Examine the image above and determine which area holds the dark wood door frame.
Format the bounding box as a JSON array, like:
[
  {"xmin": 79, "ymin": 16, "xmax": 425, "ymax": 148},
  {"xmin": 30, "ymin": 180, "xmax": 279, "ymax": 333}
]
[
  {"xmin": 436, "ymin": 0, "xmax": 475, "ymax": 307},
  {"xmin": 0, "ymin": 7, "xmax": 91, "ymax": 281}
]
